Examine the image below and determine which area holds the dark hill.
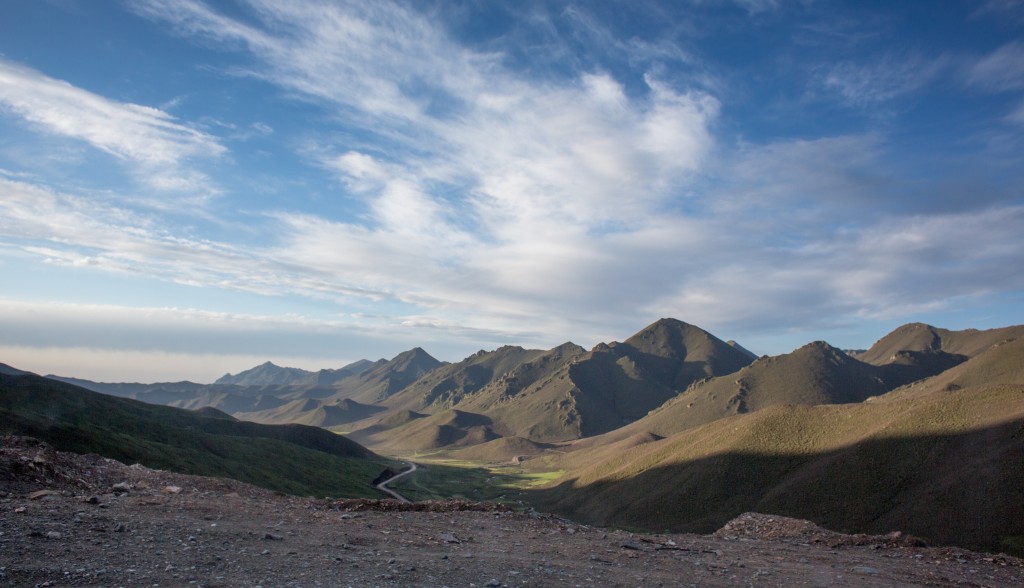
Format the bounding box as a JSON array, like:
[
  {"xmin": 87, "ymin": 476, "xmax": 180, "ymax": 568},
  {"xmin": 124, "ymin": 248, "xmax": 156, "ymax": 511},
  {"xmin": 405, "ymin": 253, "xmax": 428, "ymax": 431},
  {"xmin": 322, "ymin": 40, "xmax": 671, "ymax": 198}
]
[
  {"xmin": 569, "ymin": 339, "xmax": 880, "ymax": 449},
  {"xmin": 0, "ymin": 372, "xmax": 392, "ymax": 498}
]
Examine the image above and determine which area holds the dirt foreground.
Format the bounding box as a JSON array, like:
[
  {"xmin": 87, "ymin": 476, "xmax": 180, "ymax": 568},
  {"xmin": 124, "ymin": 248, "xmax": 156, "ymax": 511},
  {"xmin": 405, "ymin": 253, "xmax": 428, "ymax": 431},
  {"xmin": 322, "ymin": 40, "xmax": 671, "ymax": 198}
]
[{"xmin": 2, "ymin": 437, "xmax": 1022, "ymax": 587}]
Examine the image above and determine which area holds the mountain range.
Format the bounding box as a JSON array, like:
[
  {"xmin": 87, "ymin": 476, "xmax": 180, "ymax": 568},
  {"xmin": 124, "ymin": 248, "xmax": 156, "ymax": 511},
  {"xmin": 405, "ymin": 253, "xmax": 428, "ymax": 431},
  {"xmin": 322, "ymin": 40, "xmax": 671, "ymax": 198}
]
[{"xmin": 6, "ymin": 317, "xmax": 1024, "ymax": 554}]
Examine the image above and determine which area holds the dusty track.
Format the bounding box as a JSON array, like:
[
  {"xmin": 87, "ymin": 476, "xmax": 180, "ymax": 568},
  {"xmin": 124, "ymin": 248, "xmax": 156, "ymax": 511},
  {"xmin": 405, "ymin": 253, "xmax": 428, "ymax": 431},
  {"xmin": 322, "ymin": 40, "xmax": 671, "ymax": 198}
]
[{"xmin": 375, "ymin": 462, "xmax": 417, "ymax": 503}]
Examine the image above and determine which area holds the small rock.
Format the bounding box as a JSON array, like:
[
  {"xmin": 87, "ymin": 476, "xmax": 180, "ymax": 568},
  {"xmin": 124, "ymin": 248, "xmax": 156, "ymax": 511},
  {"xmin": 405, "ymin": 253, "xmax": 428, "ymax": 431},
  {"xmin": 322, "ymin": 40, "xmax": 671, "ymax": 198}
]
[
  {"xmin": 852, "ymin": 566, "xmax": 881, "ymax": 575},
  {"xmin": 621, "ymin": 542, "xmax": 643, "ymax": 550},
  {"xmin": 84, "ymin": 496, "xmax": 100, "ymax": 505},
  {"xmin": 46, "ymin": 531, "xmax": 62, "ymax": 540},
  {"xmin": 438, "ymin": 532, "xmax": 461, "ymax": 544},
  {"xmin": 29, "ymin": 490, "xmax": 60, "ymax": 500},
  {"xmin": 162, "ymin": 486, "xmax": 182, "ymax": 495},
  {"xmin": 113, "ymin": 523, "xmax": 127, "ymax": 533},
  {"xmin": 111, "ymin": 482, "xmax": 132, "ymax": 494},
  {"xmin": 263, "ymin": 533, "xmax": 283, "ymax": 541},
  {"xmin": 14, "ymin": 507, "xmax": 27, "ymax": 514},
  {"xmin": 485, "ymin": 580, "xmax": 501, "ymax": 587}
]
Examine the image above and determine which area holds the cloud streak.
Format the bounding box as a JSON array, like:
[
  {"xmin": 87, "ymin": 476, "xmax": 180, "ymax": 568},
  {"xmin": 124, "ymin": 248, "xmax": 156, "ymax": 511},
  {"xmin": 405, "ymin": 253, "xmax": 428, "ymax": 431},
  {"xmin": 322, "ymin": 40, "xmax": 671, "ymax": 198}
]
[{"xmin": 0, "ymin": 57, "xmax": 224, "ymax": 194}]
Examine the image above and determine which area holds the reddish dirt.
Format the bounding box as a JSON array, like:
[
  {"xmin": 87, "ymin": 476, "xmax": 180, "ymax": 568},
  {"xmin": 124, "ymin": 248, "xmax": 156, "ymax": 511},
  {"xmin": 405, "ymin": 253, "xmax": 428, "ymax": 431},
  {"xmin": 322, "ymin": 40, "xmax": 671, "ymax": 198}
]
[{"xmin": 2, "ymin": 436, "xmax": 1021, "ymax": 587}]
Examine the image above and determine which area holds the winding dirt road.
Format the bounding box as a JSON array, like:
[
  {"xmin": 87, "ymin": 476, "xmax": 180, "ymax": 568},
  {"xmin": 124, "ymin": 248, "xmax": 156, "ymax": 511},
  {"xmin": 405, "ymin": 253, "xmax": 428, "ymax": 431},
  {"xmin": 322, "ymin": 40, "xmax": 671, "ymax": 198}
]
[{"xmin": 375, "ymin": 462, "xmax": 416, "ymax": 502}]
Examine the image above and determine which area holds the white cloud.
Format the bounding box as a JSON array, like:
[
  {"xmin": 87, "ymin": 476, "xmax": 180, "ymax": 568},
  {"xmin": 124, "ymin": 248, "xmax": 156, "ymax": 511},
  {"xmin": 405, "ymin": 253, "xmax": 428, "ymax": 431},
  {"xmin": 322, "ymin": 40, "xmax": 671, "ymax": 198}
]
[
  {"xmin": 0, "ymin": 57, "xmax": 225, "ymax": 194},
  {"xmin": 3, "ymin": 0, "xmax": 1021, "ymax": 376},
  {"xmin": 966, "ymin": 42, "xmax": 1024, "ymax": 92},
  {"xmin": 822, "ymin": 54, "xmax": 945, "ymax": 106}
]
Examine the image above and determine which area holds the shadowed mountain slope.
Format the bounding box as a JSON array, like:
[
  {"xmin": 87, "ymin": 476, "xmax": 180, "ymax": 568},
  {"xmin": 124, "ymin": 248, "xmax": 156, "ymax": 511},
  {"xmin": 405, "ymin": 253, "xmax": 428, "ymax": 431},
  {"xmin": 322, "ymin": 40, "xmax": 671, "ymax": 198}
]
[
  {"xmin": 381, "ymin": 345, "xmax": 567, "ymax": 412},
  {"xmin": 534, "ymin": 368, "xmax": 1024, "ymax": 554},
  {"xmin": 233, "ymin": 397, "xmax": 384, "ymax": 428},
  {"xmin": 353, "ymin": 319, "xmax": 755, "ymax": 448},
  {"xmin": 571, "ymin": 340, "xmax": 892, "ymax": 450},
  {"xmin": 0, "ymin": 372, "xmax": 392, "ymax": 498},
  {"xmin": 350, "ymin": 409, "xmax": 500, "ymax": 452},
  {"xmin": 0, "ymin": 362, "xmax": 34, "ymax": 376},
  {"xmin": 881, "ymin": 335, "xmax": 1024, "ymax": 400}
]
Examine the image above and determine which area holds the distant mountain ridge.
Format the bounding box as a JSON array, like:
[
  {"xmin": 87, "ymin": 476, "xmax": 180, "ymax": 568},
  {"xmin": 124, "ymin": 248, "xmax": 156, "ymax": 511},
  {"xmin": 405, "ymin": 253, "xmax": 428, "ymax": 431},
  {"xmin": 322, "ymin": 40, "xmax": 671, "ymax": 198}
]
[
  {"xmin": 349, "ymin": 319, "xmax": 757, "ymax": 449},
  {"xmin": 29, "ymin": 319, "xmax": 1024, "ymax": 457},
  {"xmin": 8, "ymin": 317, "xmax": 1024, "ymax": 558},
  {"xmin": 215, "ymin": 358, "xmax": 378, "ymax": 387}
]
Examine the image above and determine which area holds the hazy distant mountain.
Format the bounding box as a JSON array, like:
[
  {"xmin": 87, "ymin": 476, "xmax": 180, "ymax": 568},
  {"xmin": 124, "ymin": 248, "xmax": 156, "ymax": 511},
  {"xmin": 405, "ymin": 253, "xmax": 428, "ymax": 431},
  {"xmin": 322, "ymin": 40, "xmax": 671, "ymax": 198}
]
[
  {"xmin": 329, "ymin": 348, "xmax": 446, "ymax": 404},
  {"xmin": 536, "ymin": 336, "xmax": 1024, "ymax": 554},
  {"xmin": 44, "ymin": 377, "xmax": 206, "ymax": 399},
  {"xmin": 214, "ymin": 358, "xmax": 378, "ymax": 387}
]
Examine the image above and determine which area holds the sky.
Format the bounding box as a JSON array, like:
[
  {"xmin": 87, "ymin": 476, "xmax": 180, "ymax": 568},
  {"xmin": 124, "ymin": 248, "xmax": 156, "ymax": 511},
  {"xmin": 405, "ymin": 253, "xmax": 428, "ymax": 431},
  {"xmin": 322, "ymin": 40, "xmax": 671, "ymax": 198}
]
[{"xmin": 1, "ymin": 0, "xmax": 1023, "ymax": 383}]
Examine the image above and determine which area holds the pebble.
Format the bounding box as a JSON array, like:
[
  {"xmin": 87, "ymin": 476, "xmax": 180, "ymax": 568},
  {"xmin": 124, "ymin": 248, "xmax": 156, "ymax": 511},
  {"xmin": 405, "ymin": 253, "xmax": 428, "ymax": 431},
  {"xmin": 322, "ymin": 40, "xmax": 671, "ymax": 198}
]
[{"xmin": 852, "ymin": 565, "xmax": 881, "ymax": 575}]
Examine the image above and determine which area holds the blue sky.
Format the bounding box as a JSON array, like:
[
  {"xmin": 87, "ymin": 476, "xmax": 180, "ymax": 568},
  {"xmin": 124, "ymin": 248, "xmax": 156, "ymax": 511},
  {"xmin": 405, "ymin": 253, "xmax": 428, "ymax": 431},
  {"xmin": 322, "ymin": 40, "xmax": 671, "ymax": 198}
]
[{"xmin": 2, "ymin": 0, "xmax": 1023, "ymax": 382}]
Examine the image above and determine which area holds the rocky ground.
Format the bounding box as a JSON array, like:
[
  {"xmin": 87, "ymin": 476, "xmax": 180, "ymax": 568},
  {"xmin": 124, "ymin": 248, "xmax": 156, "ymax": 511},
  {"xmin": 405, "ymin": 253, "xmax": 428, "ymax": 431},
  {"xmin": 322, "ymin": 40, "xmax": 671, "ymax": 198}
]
[{"xmin": 2, "ymin": 436, "xmax": 1022, "ymax": 587}]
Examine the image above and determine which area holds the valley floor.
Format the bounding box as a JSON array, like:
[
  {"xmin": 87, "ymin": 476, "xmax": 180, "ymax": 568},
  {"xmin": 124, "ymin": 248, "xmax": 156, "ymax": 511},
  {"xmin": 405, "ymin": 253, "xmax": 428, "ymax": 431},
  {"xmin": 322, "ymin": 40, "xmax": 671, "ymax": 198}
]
[{"xmin": 2, "ymin": 439, "xmax": 1022, "ymax": 587}]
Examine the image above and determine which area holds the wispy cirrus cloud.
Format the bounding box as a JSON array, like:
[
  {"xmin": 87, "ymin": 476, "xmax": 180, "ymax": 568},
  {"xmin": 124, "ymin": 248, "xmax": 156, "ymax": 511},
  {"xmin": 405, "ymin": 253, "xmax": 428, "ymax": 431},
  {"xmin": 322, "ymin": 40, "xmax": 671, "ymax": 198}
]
[
  {"xmin": 820, "ymin": 54, "xmax": 946, "ymax": 108},
  {"xmin": 0, "ymin": 57, "xmax": 224, "ymax": 195},
  {"xmin": 965, "ymin": 41, "xmax": 1024, "ymax": 92}
]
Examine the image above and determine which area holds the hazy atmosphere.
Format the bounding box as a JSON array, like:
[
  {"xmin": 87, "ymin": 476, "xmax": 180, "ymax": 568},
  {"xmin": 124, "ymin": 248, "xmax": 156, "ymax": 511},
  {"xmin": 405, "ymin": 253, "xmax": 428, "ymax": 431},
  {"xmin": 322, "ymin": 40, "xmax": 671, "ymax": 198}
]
[{"xmin": 2, "ymin": 0, "xmax": 1023, "ymax": 382}]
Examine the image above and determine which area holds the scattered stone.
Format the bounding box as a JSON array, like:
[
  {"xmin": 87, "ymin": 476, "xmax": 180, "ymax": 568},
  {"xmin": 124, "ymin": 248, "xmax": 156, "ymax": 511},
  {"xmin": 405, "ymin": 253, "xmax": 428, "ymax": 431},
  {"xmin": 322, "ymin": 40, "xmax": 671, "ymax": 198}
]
[
  {"xmin": 111, "ymin": 482, "xmax": 132, "ymax": 494},
  {"xmin": 852, "ymin": 566, "xmax": 881, "ymax": 575},
  {"xmin": 84, "ymin": 496, "xmax": 100, "ymax": 505},
  {"xmin": 264, "ymin": 533, "xmax": 283, "ymax": 541},
  {"xmin": 438, "ymin": 532, "xmax": 461, "ymax": 544},
  {"xmin": 46, "ymin": 531, "xmax": 62, "ymax": 540},
  {"xmin": 162, "ymin": 486, "xmax": 182, "ymax": 494},
  {"xmin": 113, "ymin": 523, "xmax": 127, "ymax": 533},
  {"xmin": 621, "ymin": 542, "xmax": 643, "ymax": 550},
  {"xmin": 29, "ymin": 489, "xmax": 60, "ymax": 500},
  {"xmin": 14, "ymin": 506, "xmax": 27, "ymax": 514},
  {"xmin": 485, "ymin": 579, "xmax": 501, "ymax": 587}
]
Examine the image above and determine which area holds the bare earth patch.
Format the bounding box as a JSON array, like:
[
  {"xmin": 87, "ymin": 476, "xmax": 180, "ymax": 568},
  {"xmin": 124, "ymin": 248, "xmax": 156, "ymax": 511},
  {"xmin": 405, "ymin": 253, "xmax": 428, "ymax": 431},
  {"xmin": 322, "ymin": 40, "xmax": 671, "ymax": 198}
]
[{"xmin": 2, "ymin": 437, "xmax": 1021, "ymax": 587}]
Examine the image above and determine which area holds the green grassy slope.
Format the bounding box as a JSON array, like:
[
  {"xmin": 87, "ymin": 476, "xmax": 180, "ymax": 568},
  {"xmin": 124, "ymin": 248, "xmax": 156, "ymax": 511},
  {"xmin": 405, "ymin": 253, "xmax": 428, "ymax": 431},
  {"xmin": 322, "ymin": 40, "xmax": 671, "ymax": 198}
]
[{"xmin": 0, "ymin": 373, "xmax": 395, "ymax": 498}]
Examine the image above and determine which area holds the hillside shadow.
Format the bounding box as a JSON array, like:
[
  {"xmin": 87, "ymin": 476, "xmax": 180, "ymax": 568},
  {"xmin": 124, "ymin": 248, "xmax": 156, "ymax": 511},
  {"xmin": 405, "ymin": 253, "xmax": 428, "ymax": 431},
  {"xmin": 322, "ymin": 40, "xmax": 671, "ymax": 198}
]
[{"xmin": 525, "ymin": 420, "xmax": 1024, "ymax": 556}]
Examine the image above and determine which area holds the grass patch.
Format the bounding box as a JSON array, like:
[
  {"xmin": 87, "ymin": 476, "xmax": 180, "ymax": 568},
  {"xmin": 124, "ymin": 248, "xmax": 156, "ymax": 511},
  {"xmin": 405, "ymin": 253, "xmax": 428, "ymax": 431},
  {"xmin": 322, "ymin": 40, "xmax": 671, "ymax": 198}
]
[{"xmin": 385, "ymin": 456, "xmax": 564, "ymax": 503}]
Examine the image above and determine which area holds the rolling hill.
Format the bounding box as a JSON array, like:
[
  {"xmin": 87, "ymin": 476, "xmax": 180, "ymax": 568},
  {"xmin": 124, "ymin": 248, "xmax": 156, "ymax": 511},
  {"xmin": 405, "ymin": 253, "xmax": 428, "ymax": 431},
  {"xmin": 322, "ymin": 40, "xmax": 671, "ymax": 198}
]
[
  {"xmin": 854, "ymin": 322, "xmax": 1024, "ymax": 365},
  {"xmin": 532, "ymin": 335, "xmax": 1024, "ymax": 554},
  {"xmin": 0, "ymin": 371, "xmax": 394, "ymax": 498}
]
